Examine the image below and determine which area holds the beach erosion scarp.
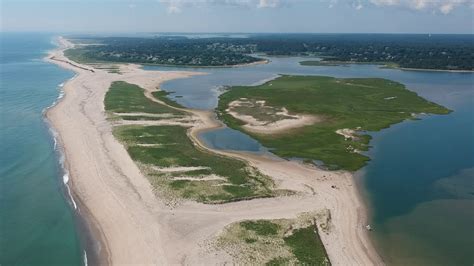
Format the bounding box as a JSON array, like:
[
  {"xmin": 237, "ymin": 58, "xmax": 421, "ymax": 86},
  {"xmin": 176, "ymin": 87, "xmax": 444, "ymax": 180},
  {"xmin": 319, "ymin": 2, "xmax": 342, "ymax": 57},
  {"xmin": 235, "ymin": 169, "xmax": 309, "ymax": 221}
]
[{"xmin": 45, "ymin": 36, "xmax": 383, "ymax": 265}]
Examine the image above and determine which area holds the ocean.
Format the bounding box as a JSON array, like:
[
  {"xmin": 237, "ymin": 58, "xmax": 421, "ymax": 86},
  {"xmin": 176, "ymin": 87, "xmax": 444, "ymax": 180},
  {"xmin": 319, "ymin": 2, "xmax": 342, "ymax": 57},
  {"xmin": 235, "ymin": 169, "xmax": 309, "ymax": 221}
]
[{"xmin": 0, "ymin": 33, "xmax": 84, "ymax": 265}]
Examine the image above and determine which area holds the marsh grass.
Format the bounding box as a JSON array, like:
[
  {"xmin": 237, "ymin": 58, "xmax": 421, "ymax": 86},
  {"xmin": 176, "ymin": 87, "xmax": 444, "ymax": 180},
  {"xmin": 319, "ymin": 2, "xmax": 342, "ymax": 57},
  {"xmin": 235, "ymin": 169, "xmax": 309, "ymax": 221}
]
[
  {"xmin": 152, "ymin": 91, "xmax": 185, "ymax": 108},
  {"xmin": 105, "ymin": 81, "xmax": 274, "ymax": 203},
  {"xmin": 115, "ymin": 125, "xmax": 274, "ymax": 203},
  {"xmin": 105, "ymin": 81, "xmax": 184, "ymax": 115},
  {"xmin": 218, "ymin": 75, "xmax": 450, "ymax": 171}
]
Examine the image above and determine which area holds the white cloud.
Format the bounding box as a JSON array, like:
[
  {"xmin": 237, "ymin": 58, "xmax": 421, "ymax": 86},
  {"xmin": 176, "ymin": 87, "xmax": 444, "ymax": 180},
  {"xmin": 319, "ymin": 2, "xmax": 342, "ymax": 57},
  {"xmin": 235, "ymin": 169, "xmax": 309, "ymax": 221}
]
[
  {"xmin": 158, "ymin": 0, "xmax": 287, "ymax": 13},
  {"xmin": 257, "ymin": 0, "xmax": 280, "ymax": 8},
  {"xmin": 158, "ymin": 0, "xmax": 473, "ymax": 14},
  {"xmin": 354, "ymin": 0, "xmax": 363, "ymax": 9},
  {"xmin": 158, "ymin": 0, "xmax": 185, "ymax": 13},
  {"xmin": 367, "ymin": 0, "xmax": 472, "ymax": 14}
]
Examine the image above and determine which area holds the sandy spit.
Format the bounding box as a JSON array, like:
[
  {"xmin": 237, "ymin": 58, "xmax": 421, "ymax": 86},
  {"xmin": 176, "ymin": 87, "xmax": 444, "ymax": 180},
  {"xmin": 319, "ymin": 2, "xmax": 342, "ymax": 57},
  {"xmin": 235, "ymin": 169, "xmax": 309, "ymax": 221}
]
[{"xmin": 46, "ymin": 36, "xmax": 383, "ymax": 265}]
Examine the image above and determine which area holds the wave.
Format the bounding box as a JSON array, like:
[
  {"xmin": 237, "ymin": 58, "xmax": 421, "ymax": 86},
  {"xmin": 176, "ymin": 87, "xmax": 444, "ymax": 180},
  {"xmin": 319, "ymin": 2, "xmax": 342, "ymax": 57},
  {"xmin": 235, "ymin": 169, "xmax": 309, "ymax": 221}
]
[
  {"xmin": 42, "ymin": 72, "xmax": 81, "ymax": 211},
  {"xmin": 83, "ymin": 250, "xmax": 88, "ymax": 266},
  {"xmin": 42, "ymin": 74, "xmax": 76, "ymax": 114},
  {"xmin": 46, "ymin": 123, "xmax": 78, "ymax": 210},
  {"xmin": 45, "ymin": 36, "xmax": 88, "ymax": 266}
]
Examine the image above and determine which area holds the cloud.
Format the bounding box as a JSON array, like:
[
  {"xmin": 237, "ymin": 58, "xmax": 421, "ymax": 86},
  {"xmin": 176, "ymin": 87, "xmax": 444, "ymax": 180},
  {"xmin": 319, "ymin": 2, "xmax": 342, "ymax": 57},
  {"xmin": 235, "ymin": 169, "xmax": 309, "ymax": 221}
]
[
  {"xmin": 158, "ymin": 0, "xmax": 286, "ymax": 13},
  {"xmin": 353, "ymin": 0, "xmax": 363, "ymax": 10},
  {"xmin": 158, "ymin": 0, "xmax": 472, "ymax": 14},
  {"xmin": 257, "ymin": 0, "xmax": 281, "ymax": 8},
  {"xmin": 158, "ymin": 0, "xmax": 185, "ymax": 13},
  {"xmin": 367, "ymin": 0, "xmax": 472, "ymax": 14}
]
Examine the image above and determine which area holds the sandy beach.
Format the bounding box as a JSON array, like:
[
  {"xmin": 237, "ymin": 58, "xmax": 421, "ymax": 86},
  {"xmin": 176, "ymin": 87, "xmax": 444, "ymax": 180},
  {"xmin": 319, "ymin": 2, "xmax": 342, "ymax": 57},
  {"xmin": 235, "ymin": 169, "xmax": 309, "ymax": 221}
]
[{"xmin": 46, "ymin": 36, "xmax": 383, "ymax": 265}]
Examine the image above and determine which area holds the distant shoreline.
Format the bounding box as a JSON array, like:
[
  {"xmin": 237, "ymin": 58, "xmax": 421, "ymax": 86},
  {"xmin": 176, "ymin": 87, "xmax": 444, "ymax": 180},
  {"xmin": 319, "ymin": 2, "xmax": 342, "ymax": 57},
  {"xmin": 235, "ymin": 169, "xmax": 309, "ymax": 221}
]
[
  {"xmin": 124, "ymin": 58, "xmax": 269, "ymax": 69},
  {"xmin": 64, "ymin": 42, "xmax": 269, "ymax": 69},
  {"xmin": 299, "ymin": 60, "xmax": 474, "ymax": 73}
]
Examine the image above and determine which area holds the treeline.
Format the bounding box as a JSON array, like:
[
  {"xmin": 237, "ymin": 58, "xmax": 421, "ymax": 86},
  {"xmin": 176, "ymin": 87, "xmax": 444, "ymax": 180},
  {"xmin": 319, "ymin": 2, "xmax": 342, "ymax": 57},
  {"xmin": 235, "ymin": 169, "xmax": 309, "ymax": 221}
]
[
  {"xmin": 69, "ymin": 37, "xmax": 261, "ymax": 66},
  {"xmin": 69, "ymin": 34, "xmax": 474, "ymax": 70}
]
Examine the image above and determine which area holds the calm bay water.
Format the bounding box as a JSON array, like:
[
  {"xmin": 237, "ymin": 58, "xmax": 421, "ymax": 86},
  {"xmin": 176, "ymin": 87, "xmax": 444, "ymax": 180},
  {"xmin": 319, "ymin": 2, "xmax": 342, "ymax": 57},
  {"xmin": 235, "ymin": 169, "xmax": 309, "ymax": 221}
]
[
  {"xmin": 146, "ymin": 57, "xmax": 474, "ymax": 265},
  {"xmin": 0, "ymin": 33, "xmax": 83, "ymax": 265}
]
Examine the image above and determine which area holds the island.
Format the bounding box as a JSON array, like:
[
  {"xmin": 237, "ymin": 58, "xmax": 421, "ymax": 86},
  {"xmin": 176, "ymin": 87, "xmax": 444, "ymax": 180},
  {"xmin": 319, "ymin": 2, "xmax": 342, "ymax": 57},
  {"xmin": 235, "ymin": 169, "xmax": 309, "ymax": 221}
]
[{"xmin": 217, "ymin": 75, "xmax": 450, "ymax": 171}]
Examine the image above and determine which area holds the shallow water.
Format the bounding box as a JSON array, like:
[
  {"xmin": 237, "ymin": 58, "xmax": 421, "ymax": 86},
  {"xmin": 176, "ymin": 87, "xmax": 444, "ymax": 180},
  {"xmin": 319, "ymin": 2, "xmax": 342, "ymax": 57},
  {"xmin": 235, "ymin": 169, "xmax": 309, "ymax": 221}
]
[
  {"xmin": 199, "ymin": 127, "xmax": 266, "ymax": 153},
  {"xmin": 146, "ymin": 57, "xmax": 474, "ymax": 265},
  {"xmin": 0, "ymin": 33, "xmax": 83, "ymax": 265}
]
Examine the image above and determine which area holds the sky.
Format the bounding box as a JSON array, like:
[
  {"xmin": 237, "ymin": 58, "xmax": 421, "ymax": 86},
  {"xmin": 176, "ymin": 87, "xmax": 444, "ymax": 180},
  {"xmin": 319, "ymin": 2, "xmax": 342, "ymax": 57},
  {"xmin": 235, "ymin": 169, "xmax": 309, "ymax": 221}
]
[{"xmin": 1, "ymin": 0, "xmax": 473, "ymax": 33}]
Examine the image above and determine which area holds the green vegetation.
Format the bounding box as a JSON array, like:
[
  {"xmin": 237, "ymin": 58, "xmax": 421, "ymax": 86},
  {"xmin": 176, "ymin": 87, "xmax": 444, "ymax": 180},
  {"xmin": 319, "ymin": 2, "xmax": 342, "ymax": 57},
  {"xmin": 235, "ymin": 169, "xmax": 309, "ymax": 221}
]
[
  {"xmin": 93, "ymin": 65, "xmax": 122, "ymax": 74},
  {"xmin": 105, "ymin": 81, "xmax": 274, "ymax": 203},
  {"xmin": 218, "ymin": 75, "xmax": 450, "ymax": 171},
  {"xmin": 105, "ymin": 81, "xmax": 183, "ymax": 115},
  {"xmin": 284, "ymin": 227, "xmax": 328, "ymax": 265},
  {"xmin": 240, "ymin": 220, "xmax": 280, "ymax": 236},
  {"xmin": 151, "ymin": 91, "xmax": 185, "ymax": 108},
  {"xmin": 119, "ymin": 115, "xmax": 179, "ymax": 121},
  {"xmin": 218, "ymin": 215, "xmax": 330, "ymax": 265},
  {"xmin": 114, "ymin": 125, "xmax": 273, "ymax": 203},
  {"xmin": 65, "ymin": 37, "xmax": 262, "ymax": 66},
  {"xmin": 300, "ymin": 60, "xmax": 401, "ymax": 69},
  {"xmin": 64, "ymin": 48, "xmax": 103, "ymax": 64},
  {"xmin": 265, "ymin": 257, "xmax": 291, "ymax": 266},
  {"xmin": 66, "ymin": 34, "xmax": 474, "ymax": 70}
]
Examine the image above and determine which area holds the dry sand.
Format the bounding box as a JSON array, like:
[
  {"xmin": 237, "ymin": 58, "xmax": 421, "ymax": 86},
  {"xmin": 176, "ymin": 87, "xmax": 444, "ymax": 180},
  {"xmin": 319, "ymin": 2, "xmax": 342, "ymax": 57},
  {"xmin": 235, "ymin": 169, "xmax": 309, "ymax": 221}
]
[
  {"xmin": 226, "ymin": 99, "xmax": 320, "ymax": 134},
  {"xmin": 46, "ymin": 36, "xmax": 383, "ymax": 265}
]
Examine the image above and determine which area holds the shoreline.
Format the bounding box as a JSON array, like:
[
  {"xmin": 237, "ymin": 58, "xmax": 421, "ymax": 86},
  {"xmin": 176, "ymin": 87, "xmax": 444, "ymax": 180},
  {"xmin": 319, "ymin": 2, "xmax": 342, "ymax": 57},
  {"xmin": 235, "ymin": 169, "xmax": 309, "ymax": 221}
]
[
  {"xmin": 300, "ymin": 60, "xmax": 474, "ymax": 73},
  {"xmin": 397, "ymin": 67, "xmax": 474, "ymax": 73},
  {"xmin": 43, "ymin": 38, "xmax": 108, "ymax": 265},
  {"xmin": 46, "ymin": 36, "xmax": 383, "ymax": 265},
  {"xmin": 188, "ymin": 121, "xmax": 383, "ymax": 265},
  {"xmin": 152, "ymin": 90, "xmax": 384, "ymax": 264}
]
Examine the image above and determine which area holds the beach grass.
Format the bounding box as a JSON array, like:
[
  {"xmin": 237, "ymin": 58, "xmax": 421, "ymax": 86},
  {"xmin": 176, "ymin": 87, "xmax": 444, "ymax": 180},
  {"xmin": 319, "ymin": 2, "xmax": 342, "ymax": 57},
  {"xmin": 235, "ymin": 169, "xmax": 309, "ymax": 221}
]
[
  {"xmin": 217, "ymin": 75, "xmax": 450, "ymax": 171},
  {"xmin": 114, "ymin": 125, "xmax": 274, "ymax": 203},
  {"xmin": 105, "ymin": 81, "xmax": 274, "ymax": 203},
  {"xmin": 284, "ymin": 226, "xmax": 328, "ymax": 265},
  {"xmin": 119, "ymin": 115, "xmax": 180, "ymax": 121},
  {"xmin": 64, "ymin": 47, "xmax": 99, "ymax": 64},
  {"xmin": 105, "ymin": 81, "xmax": 184, "ymax": 115},
  {"xmin": 240, "ymin": 220, "xmax": 281, "ymax": 236},
  {"xmin": 218, "ymin": 216, "xmax": 330, "ymax": 265}
]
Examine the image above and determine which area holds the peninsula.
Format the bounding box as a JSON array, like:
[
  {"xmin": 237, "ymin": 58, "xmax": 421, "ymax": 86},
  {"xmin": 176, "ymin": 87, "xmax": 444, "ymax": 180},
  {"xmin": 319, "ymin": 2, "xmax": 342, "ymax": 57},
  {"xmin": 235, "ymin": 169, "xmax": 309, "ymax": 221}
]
[{"xmin": 47, "ymin": 36, "xmax": 384, "ymax": 265}]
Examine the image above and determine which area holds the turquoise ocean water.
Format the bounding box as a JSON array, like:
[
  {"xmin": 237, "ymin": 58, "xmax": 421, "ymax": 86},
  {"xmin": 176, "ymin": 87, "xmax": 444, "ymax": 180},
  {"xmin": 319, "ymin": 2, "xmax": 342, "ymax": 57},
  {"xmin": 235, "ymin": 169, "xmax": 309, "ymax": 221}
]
[{"xmin": 0, "ymin": 33, "xmax": 84, "ymax": 265}]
